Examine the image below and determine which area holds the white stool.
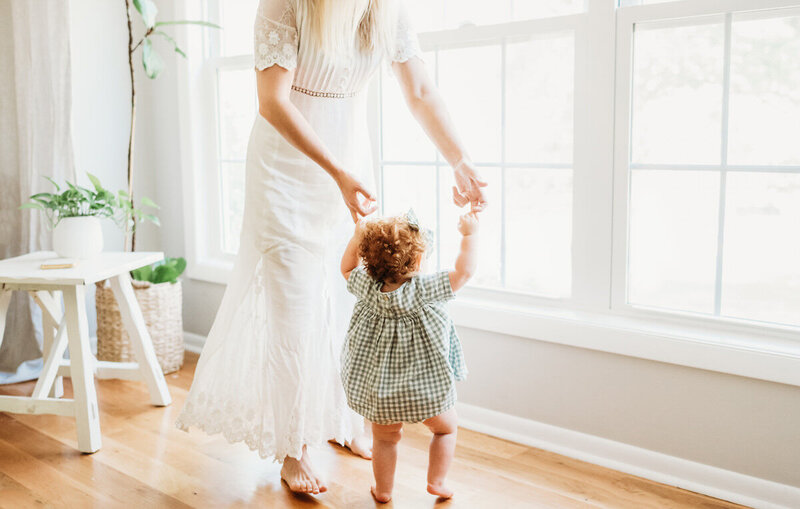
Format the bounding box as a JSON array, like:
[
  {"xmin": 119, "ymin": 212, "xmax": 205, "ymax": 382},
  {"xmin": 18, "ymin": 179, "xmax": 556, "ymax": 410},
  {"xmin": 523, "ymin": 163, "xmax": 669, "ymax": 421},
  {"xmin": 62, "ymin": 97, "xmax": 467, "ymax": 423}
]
[{"xmin": 0, "ymin": 251, "xmax": 172, "ymax": 453}]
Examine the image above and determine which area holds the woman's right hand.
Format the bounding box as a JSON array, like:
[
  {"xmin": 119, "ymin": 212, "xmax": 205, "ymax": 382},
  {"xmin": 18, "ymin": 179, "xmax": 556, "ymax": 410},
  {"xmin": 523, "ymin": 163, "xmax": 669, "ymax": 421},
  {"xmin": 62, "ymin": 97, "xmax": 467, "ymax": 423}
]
[{"xmin": 335, "ymin": 171, "xmax": 378, "ymax": 223}]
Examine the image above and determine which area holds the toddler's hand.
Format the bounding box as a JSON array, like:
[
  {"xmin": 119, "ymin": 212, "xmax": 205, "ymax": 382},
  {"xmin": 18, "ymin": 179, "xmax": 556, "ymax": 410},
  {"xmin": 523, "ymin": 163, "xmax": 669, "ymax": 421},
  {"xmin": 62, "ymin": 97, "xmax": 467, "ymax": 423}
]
[{"xmin": 457, "ymin": 211, "xmax": 479, "ymax": 236}]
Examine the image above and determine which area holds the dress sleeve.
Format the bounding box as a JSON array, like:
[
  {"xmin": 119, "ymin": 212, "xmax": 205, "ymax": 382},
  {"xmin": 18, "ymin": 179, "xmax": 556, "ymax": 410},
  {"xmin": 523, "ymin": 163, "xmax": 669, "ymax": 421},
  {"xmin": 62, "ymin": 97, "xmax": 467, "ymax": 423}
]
[
  {"xmin": 347, "ymin": 266, "xmax": 373, "ymax": 299},
  {"xmin": 391, "ymin": 2, "xmax": 423, "ymax": 63},
  {"xmin": 418, "ymin": 270, "xmax": 455, "ymax": 304},
  {"xmin": 254, "ymin": 0, "xmax": 299, "ymax": 71}
]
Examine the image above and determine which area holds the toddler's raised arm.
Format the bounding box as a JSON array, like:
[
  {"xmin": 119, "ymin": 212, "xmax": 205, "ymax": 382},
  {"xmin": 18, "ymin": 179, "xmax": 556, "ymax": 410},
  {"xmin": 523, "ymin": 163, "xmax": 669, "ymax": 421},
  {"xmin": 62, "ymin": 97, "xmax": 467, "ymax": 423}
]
[
  {"xmin": 449, "ymin": 212, "xmax": 479, "ymax": 292},
  {"xmin": 341, "ymin": 223, "xmax": 363, "ymax": 280}
]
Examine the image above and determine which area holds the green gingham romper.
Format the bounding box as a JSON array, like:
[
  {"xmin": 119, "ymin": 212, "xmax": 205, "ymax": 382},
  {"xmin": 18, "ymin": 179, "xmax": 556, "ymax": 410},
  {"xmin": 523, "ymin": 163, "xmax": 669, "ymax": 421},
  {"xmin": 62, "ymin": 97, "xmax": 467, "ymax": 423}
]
[{"xmin": 341, "ymin": 266, "xmax": 468, "ymax": 424}]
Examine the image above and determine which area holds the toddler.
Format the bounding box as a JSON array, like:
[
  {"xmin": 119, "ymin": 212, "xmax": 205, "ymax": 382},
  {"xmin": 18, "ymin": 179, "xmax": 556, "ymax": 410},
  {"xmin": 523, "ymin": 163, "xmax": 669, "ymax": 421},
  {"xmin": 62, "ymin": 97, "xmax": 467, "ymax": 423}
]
[{"xmin": 340, "ymin": 209, "xmax": 479, "ymax": 502}]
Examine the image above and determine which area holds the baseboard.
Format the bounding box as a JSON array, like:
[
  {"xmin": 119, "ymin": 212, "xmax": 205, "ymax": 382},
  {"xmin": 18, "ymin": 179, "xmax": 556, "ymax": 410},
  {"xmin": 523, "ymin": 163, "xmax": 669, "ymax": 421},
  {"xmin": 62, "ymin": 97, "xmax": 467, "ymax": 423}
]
[
  {"xmin": 183, "ymin": 331, "xmax": 206, "ymax": 354},
  {"xmin": 456, "ymin": 402, "xmax": 800, "ymax": 509}
]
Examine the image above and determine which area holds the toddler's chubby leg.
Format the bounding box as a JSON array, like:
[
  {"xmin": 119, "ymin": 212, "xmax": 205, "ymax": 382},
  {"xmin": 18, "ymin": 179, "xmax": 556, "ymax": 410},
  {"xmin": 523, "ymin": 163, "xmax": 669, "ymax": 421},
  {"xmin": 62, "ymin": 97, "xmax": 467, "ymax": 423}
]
[
  {"xmin": 370, "ymin": 422, "xmax": 403, "ymax": 503},
  {"xmin": 423, "ymin": 408, "xmax": 458, "ymax": 499}
]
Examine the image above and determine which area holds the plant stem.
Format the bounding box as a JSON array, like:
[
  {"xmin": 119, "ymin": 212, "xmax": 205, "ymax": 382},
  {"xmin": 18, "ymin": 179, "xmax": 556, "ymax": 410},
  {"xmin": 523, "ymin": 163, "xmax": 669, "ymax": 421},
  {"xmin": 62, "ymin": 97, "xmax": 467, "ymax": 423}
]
[{"xmin": 125, "ymin": 0, "xmax": 137, "ymax": 251}]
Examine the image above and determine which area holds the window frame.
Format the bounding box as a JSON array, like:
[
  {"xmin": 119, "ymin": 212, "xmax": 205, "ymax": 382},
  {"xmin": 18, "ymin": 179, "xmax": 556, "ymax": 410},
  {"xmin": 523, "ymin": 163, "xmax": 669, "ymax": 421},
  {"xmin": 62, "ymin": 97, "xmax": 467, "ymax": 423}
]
[{"xmin": 174, "ymin": 0, "xmax": 800, "ymax": 387}]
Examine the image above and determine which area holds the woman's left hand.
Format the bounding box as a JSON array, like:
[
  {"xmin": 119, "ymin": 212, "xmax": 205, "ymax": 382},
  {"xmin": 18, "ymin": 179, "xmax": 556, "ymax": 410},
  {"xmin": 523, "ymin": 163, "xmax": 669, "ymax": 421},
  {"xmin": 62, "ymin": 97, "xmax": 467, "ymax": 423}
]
[{"xmin": 453, "ymin": 160, "xmax": 488, "ymax": 211}]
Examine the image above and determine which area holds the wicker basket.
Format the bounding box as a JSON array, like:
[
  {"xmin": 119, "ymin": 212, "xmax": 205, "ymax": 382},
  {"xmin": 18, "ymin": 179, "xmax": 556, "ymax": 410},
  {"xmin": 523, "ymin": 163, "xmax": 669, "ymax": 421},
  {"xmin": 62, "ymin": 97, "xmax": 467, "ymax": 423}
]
[{"xmin": 95, "ymin": 279, "xmax": 184, "ymax": 374}]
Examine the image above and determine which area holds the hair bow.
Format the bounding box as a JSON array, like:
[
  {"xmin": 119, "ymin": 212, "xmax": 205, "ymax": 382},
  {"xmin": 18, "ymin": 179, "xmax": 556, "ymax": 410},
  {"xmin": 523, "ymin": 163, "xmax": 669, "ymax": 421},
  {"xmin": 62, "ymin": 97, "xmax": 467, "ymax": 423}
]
[{"xmin": 405, "ymin": 208, "xmax": 420, "ymax": 231}]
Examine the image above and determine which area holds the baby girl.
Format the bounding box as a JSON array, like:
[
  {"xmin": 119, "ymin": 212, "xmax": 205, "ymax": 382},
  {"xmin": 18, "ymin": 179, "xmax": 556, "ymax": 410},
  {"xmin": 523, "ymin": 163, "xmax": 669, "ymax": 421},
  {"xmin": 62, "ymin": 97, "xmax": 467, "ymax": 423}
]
[{"xmin": 340, "ymin": 209, "xmax": 479, "ymax": 502}]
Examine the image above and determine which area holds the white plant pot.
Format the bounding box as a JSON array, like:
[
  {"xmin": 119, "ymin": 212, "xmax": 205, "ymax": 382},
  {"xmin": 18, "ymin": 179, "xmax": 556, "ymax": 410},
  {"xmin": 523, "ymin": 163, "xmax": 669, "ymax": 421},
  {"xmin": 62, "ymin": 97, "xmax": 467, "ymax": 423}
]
[{"xmin": 53, "ymin": 216, "xmax": 104, "ymax": 259}]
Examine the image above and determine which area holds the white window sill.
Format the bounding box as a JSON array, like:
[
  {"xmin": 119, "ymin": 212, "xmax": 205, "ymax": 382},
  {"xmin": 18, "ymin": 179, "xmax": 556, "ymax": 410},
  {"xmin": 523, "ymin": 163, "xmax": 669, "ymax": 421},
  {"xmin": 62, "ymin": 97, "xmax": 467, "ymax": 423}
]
[
  {"xmin": 188, "ymin": 258, "xmax": 800, "ymax": 388},
  {"xmin": 450, "ymin": 296, "xmax": 800, "ymax": 388}
]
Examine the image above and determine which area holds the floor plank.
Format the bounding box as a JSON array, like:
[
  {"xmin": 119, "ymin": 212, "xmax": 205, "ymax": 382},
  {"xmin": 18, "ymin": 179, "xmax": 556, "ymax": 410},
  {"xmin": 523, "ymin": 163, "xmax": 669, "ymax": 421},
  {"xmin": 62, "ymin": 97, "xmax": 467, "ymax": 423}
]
[{"xmin": 0, "ymin": 352, "xmax": 747, "ymax": 508}]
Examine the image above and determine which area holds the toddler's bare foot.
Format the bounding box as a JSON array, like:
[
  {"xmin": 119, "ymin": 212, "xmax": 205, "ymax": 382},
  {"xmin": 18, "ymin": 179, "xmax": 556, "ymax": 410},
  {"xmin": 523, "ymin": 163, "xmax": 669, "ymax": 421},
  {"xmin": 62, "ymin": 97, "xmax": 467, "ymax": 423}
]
[
  {"xmin": 427, "ymin": 482, "xmax": 454, "ymax": 499},
  {"xmin": 280, "ymin": 447, "xmax": 327, "ymax": 494},
  {"xmin": 345, "ymin": 435, "xmax": 373, "ymax": 459},
  {"xmin": 371, "ymin": 485, "xmax": 392, "ymax": 503}
]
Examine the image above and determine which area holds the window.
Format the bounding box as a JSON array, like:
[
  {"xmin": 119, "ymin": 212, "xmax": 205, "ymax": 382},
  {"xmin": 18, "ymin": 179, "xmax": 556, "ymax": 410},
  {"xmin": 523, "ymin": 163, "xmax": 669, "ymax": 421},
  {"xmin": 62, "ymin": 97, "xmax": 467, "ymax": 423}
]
[
  {"xmin": 617, "ymin": 4, "xmax": 800, "ymax": 328},
  {"xmin": 379, "ymin": 2, "xmax": 581, "ymax": 298},
  {"xmin": 185, "ymin": 0, "xmax": 800, "ymax": 339}
]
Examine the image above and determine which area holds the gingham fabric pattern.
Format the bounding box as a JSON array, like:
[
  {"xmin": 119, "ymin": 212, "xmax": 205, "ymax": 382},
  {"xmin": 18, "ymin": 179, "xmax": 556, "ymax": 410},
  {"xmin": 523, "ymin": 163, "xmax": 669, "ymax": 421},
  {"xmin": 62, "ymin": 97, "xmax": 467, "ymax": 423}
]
[{"xmin": 341, "ymin": 266, "xmax": 468, "ymax": 424}]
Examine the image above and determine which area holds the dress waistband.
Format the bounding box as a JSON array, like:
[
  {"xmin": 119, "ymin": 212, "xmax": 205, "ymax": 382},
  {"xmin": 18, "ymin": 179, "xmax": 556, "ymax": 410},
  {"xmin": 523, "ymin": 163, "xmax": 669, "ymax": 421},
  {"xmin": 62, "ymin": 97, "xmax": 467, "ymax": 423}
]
[{"xmin": 291, "ymin": 85, "xmax": 357, "ymax": 98}]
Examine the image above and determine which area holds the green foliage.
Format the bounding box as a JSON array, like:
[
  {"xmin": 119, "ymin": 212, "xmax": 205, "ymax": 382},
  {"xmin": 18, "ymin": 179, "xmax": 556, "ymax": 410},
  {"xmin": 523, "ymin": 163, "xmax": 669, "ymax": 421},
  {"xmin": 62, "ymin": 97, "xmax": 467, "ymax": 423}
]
[
  {"xmin": 131, "ymin": 257, "xmax": 186, "ymax": 284},
  {"xmin": 20, "ymin": 173, "xmax": 160, "ymax": 232},
  {"xmin": 130, "ymin": 1, "xmax": 220, "ymax": 80}
]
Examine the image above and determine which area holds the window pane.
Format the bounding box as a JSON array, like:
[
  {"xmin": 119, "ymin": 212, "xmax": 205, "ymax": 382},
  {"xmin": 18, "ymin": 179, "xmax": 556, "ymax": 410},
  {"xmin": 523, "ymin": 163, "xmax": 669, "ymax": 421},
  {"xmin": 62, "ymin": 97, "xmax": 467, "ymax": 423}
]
[
  {"xmin": 721, "ymin": 172, "xmax": 800, "ymax": 326},
  {"xmin": 432, "ymin": 0, "xmax": 584, "ymax": 30},
  {"xmin": 506, "ymin": 33, "xmax": 574, "ymax": 164},
  {"xmin": 381, "ymin": 165, "xmax": 437, "ymax": 226},
  {"xmin": 512, "ymin": 1, "xmax": 585, "ymax": 21},
  {"xmin": 504, "ymin": 168, "xmax": 572, "ymax": 297},
  {"xmin": 631, "ymin": 19, "xmax": 725, "ymax": 165},
  {"xmin": 628, "ymin": 170, "xmax": 720, "ymax": 313},
  {"xmin": 221, "ymin": 0, "xmax": 259, "ymax": 56},
  {"xmin": 406, "ymin": 0, "xmax": 445, "ymax": 33},
  {"xmin": 220, "ymin": 162, "xmax": 245, "ymax": 254},
  {"xmin": 218, "ymin": 69, "xmax": 256, "ymax": 160},
  {"xmin": 381, "ymin": 53, "xmax": 437, "ymax": 162},
  {"xmin": 438, "ymin": 44, "xmax": 502, "ymax": 163},
  {"xmin": 728, "ymin": 13, "xmax": 800, "ymax": 166},
  {"xmin": 438, "ymin": 167, "xmax": 502, "ymax": 287}
]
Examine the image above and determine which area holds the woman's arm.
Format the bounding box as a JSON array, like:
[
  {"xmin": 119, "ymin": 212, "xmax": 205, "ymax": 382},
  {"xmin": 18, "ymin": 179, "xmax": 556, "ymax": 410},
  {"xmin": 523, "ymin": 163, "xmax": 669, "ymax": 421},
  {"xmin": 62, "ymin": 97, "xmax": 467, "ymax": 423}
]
[
  {"xmin": 392, "ymin": 58, "xmax": 488, "ymax": 211},
  {"xmin": 449, "ymin": 212, "xmax": 479, "ymax": 291},
  {"xmin": 340, "ymin": 223, "xmax": 363, "ymax": 280},
  {"xmin": 257, "ymin": 66, "xmax": 377, "ymax": 222}
]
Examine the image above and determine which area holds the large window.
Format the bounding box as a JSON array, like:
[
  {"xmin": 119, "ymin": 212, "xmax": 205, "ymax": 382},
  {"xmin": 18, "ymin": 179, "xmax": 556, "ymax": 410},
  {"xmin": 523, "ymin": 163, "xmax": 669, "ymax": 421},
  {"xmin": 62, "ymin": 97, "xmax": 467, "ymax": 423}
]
[{"xmin": 187, "ymin": 0, "xmax": 800, "ymax": 338}]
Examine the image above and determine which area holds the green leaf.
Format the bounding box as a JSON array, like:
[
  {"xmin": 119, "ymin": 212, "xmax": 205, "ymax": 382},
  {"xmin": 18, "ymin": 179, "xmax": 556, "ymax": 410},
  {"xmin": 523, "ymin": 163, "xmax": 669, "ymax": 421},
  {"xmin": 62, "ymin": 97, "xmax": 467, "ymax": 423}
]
[
  {"xmin": 171, "ymin": 257, "xmax": 187, "ymax": 276},
  {"xmin": 132, "ymin": 0, "xmax": 158, "ymax": 29},
  {"xmin": 140, "ymin": 213, "xmax": 161, "ymax": 227},
  {"xmin": 142, "ymin": 38, "xmax": 164, "ymax": 79},
  {"xmin": 131, "ymin": 265, "xmax": 154, "ymax": 282},
  {"xmin": 155, "ymin": 20, "xmax": 221, "ymax": 29},
  {"xmin": 153, "ymin": 30, "xmax": 187, "ymax": 58},
  {"xmin": 140, "ymin": 196, "xmax": 160, "ymax": 209},
  {"xmin": 19, "ymin": 202, "xmax": 45, "ymax": 211},
  {"xmin": 44, "ymin": 176, "xmax": 60, "ymax": 191},
  {"xmin": 86, "ymin": 172, "xmax": 104, "ymax": 192},
  {"xmin": 152, "ymin": 264, "xmax": 179, "ymax": 284}
]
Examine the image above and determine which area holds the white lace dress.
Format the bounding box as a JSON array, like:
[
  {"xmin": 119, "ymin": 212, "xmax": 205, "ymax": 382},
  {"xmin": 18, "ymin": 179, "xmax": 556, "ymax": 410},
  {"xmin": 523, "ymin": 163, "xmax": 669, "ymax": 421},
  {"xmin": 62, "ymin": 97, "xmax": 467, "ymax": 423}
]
[{"xmin": 175, "ymin": 0, "xmax": 422, "ymax": 461}]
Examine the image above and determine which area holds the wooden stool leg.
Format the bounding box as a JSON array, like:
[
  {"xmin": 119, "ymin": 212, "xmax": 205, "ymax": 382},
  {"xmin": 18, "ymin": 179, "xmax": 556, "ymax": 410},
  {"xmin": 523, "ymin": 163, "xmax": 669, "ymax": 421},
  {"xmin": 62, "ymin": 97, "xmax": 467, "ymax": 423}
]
[
  {"xmin": 109, "ymin": 274, "xmax": 171, "ymax": 406},
  {"xmin": 31, "ymin": 290, "xmax": 65, "ymax": 398},
  {"xmin": 0, "ymin": 289, "xmax": 11, "ymax": 351},
  {"xmin": 63, "ymin": 285, "xmax": 101, "ymax": 453}
]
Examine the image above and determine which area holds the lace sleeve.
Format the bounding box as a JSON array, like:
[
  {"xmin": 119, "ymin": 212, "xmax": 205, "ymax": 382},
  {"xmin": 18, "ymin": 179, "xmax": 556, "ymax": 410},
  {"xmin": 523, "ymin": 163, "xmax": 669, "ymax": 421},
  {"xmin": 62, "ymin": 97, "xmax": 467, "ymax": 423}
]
[
  {"xmin": 254, "ymin": 0, "xmax": 298, "ymax": 71},
  {"xmin": 392, "ymin": 2, "xmax": 423, "ymax": 63}
]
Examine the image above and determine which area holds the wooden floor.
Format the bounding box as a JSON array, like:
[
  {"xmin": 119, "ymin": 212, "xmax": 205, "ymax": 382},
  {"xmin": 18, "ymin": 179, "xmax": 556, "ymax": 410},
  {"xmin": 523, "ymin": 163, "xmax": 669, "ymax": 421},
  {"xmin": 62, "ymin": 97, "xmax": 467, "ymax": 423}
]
[{"xmin": 0, "ymin": 353, "xmax": 745, "ymax": 509}]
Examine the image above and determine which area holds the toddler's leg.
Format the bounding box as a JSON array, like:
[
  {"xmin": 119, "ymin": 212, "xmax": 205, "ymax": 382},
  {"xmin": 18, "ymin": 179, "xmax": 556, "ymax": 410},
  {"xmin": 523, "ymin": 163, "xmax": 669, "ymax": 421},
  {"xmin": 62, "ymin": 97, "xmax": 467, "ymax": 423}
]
[
  {"xmin": 423, "ymin": 408, "xmax": 458, "ymax": 499},
  {"xmin": 371, "ymin": 422, "xmax": 403, "ymax": 503}
]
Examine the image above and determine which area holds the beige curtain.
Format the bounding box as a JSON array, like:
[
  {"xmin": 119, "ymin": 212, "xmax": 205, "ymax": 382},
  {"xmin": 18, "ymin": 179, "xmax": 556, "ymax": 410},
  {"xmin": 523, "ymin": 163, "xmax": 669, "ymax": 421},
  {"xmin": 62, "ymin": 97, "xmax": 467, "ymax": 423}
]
[{"xmin": 0, "ymin": 0, "xmax": 76, "ymax": 382}]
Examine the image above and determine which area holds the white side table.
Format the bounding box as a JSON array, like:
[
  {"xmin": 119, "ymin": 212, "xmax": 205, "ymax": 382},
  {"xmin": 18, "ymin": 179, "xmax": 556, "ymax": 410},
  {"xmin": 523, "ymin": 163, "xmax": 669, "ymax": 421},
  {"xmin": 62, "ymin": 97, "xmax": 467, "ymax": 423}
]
[{"xmin": 0, "ymin": 251, "xmax": 172, "ymax": 453}]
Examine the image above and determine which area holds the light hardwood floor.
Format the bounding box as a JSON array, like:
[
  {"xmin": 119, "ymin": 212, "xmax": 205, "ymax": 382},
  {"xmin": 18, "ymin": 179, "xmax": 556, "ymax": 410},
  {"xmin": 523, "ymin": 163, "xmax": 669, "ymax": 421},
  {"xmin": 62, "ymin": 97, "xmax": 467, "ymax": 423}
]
[{"xmin": 0, "ymin": 352, "xmax": 745, "ymax": 508}]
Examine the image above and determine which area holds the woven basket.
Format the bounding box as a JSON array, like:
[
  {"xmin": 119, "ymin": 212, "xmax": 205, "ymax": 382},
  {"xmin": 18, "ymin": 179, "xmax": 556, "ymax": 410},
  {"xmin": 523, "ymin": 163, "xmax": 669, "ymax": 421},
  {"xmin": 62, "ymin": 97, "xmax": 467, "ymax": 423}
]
[{"xmin": 95, "ymin": 279, "xmax": 184, "ymax": 374}]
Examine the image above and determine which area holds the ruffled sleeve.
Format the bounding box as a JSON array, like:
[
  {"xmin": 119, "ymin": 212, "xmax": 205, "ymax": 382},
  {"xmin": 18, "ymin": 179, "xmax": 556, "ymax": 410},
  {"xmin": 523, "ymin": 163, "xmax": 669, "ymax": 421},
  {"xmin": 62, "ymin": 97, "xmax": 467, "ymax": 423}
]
[
  {"xmin": 391, "ymin": 2, "xmax": 423, "ymax": 63},
  {"xmin": 254, "ymin": 0, "xmax": 299, "ymax": 71}
]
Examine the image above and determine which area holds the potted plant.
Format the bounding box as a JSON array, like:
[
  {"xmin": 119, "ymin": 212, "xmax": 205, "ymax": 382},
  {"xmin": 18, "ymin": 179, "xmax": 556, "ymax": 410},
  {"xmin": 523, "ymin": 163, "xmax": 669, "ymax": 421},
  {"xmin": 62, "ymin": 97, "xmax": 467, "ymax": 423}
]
[
  {"xmin": 20, "ymin": 173, "xmax": 158, "ymax": 259},
  {"xmin": 96, "ymin": 257, "xmax": 187, "ymax": 373}
]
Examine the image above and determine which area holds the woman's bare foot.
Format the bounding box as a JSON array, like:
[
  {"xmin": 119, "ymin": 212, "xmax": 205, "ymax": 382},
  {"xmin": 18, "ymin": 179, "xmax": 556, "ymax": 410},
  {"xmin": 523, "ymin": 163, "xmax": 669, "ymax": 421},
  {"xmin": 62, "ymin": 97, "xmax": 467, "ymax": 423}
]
[
  {"xmin": 427, "ymin": 482, "xmax": 454, "ymax": 499},
  {"xmin": 345, "ymin": 435, "xmax": 373, "ymax": 459},
  {"xmin": 280, "ymin": 446, "xmax": 327, "ymax": 495},
  {"xmin": 371, "ymin": 485, "xmax": 392, "ymax": 503}
]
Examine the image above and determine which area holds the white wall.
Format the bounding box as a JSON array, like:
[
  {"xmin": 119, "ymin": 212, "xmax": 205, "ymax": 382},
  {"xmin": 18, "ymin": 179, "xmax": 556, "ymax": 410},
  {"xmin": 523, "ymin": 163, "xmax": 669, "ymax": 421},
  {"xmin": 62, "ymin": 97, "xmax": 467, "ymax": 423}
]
[{"xmin": 68, "ymin": 0, "xmax": 800, "ymax": 500}]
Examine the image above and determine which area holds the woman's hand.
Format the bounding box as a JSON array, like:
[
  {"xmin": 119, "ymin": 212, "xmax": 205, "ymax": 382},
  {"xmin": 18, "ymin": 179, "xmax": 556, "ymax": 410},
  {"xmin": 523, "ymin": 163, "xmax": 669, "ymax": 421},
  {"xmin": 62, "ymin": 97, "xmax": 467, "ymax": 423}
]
[
  {"xmin": 452, "ymin": 160, "xmax": 488, "ymax": 211},
  {"xmin": 335, "ymin": 171, "xmax": 378, "ymax": 223}
]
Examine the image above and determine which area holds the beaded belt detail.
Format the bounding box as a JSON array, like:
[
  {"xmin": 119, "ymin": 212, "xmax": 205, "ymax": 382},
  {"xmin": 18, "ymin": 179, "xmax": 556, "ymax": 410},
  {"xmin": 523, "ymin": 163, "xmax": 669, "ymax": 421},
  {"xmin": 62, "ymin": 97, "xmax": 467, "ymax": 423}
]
[{"xmin": 291, "ymin": 85, "xmax": 357, "ymax": 98}]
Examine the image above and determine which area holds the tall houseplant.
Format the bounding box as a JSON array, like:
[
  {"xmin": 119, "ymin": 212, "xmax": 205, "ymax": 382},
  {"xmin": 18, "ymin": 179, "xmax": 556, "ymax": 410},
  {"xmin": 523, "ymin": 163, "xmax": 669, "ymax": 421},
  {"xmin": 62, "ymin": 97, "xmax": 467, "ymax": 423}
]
[{"xmin": 124, "ymin": 0, "xmax": 218, "ymax": 250}]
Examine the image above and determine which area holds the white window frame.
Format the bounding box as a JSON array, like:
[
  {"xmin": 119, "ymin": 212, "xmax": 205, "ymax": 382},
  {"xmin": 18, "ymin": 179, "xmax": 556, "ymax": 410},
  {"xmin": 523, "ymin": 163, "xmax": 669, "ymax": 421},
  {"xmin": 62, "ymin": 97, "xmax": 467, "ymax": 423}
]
[{"xmin": 175, "ymin": 0, "xmax": 800, "ymax": 387}]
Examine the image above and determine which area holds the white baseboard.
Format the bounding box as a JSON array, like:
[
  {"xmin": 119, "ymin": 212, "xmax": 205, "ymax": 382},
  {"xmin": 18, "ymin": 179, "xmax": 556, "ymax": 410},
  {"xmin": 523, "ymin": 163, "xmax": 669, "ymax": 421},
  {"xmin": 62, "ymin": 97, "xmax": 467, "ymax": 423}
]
[
  {"xmin": 456, "ymin": 402, "xmax": 800, "ymax": 509},
  {"xmin": 183, "ymin": 331, "xmax": 206, "ymax": 354},
  {"xmin": 179, "ymin": 331, "xmax": 797, "ymax": 508}
]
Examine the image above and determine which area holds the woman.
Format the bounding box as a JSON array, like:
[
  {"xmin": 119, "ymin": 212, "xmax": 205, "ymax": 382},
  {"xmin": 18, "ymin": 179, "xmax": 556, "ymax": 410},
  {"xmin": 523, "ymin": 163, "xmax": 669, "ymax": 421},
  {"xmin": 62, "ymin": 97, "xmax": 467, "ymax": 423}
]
[{"xmin": 176, "ymin": 0, "xmax": 486, "ymax": 495}]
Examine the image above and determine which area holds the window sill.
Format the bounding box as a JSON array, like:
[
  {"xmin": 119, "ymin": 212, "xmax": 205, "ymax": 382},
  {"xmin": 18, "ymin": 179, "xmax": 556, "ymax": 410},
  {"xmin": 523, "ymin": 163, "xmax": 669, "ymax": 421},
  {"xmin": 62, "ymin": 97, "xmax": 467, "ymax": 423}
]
[
  {"xmin": 188, "ymin": 257, "xmax": 800, "ymax": 387},
  {"xmin": 450, "ymin": 297, "xmax": 800, "ymax": 388}
]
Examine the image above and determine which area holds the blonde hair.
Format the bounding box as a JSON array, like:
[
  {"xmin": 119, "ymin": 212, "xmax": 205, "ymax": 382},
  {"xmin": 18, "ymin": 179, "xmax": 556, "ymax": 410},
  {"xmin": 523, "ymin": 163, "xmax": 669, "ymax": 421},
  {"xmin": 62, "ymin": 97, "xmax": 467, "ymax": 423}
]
[
  {"xmin": 297, "ymin": 0, "xmax": 397, "ymax": 60},
  {"xmin": 359, "ymin": 215, "xmax": 427, "ymax": 284}
]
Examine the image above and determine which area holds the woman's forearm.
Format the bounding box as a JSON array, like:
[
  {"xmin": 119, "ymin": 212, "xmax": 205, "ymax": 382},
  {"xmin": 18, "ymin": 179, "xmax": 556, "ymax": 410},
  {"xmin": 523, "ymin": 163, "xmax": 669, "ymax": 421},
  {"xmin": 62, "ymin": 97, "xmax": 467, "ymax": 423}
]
[{"xmin": 392, "ymin": 58, "xmax": 469, "ymax": 168}]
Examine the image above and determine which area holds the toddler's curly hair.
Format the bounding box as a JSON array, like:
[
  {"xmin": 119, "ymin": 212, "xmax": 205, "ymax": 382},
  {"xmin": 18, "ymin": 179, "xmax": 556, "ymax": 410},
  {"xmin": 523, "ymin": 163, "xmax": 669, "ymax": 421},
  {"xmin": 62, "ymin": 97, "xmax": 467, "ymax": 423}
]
[{"xmin": 359, "ymin": 215, "xmax": 428, "ymax": 284}]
